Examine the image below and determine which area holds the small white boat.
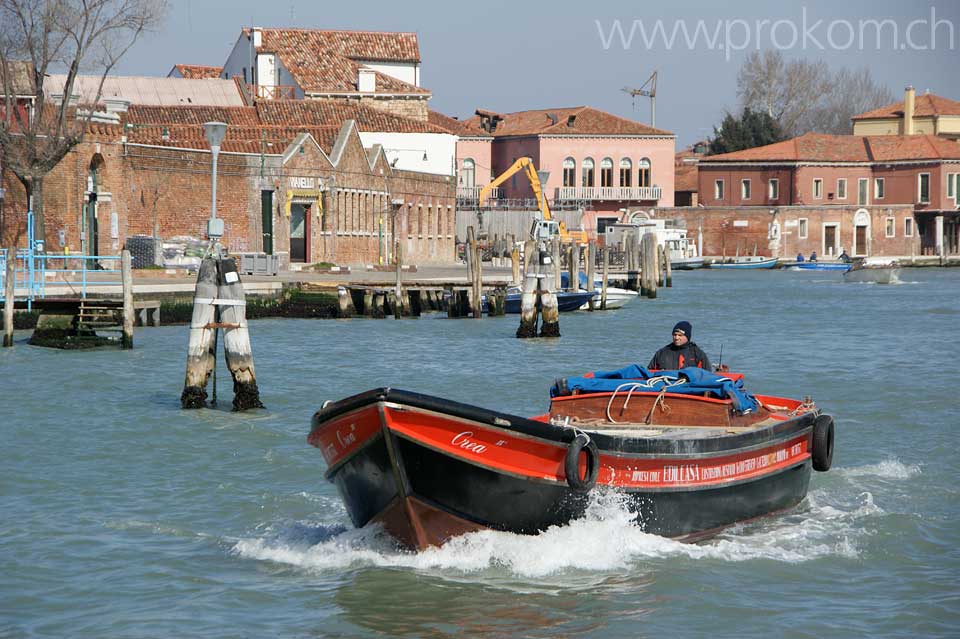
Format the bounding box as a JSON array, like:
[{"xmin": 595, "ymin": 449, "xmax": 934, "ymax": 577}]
[
  {"xmin": 579, "ymin": 286, "xmax": 639, "ymax": 310},
  {"xmin": 842, "ymin": 258, "xmax": 901, "ymax": 284}
]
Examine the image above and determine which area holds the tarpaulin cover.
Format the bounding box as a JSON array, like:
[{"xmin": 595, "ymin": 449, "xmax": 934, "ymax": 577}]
[{"xmin": 550, "ymin": 365, "xmax": 760, "ymax": 413}]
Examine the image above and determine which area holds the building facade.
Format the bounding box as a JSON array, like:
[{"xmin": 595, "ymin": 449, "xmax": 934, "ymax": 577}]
[
  {"xmin": 698, "ymin": 132, "xmax": 960, "ymax": 257},
  {"xmin": 852, "ymin": 87, "xmax": 960, "ymax": 140}
]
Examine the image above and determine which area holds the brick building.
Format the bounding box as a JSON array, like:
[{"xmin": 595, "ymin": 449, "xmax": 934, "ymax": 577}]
[
  {"xmin": 1, "ymin": 100, "xmax": 455, "ymax": 265},
  {"xmin": 437, "ymin": 106, "xmax": 675, "ymax": 237},
  {"xmin": 698, "ymin": 132, "xmax": 960, "ymax": 257}
]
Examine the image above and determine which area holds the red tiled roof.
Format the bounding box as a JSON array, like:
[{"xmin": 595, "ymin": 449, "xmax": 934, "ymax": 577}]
[
  {"xmin": 458, "ymin": 106, "xmax": 673, "ymax": 137},
  {"xmin": 122, "ymin": 99, "xmax": 449, "ymax": 152},
  {"xmin": 173, "ymin": 64, "xmax": 223, "ymax": 79},
  {"xmin": 427, "ymin": 109, "xmax": 470, "ymax": 135},
  {"xmin": 702, "ymin": 132, "xmax": 960, "ymax": 163},
  {"xmin": 852, "ymin": 93, "xmax": 960, "ymax": 120},
  {"xmin": 256, "ymin": 100, "xmax": 446, "ymax": 133},
  {"xmin": 251, "ymin": 28, "xmax": 428, "ymax": 96}
]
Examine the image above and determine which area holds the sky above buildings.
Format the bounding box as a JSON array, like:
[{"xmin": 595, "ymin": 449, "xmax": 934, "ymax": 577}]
[{"xmin": 115, "ymin": 0, "xmax": 959, "ymax": 147}]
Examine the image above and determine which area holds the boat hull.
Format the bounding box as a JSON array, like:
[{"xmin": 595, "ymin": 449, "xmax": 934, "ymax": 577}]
[
  {"xmin": 791, "ymin": 262, "xmax": 852, "ymax": 271},
  {"xmin": 843, "ymin": 267, "xmax": 900, "ymax": 284},
  {"xmin": 709, "ymin": 257, "xmax": 779, "ymax": 269},
  {"xmin": 503, "ymin": 290, "xmax": 594, "ymax": 313},
  {"xmin": 310, "ymin": 389, "xmax": 818, "ymax": 550}
]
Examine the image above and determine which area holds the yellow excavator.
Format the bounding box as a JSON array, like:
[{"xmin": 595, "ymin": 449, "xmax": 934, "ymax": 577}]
[{"xmin": 477, "ymin": 157, "xmax": 588, "ymax": 244}]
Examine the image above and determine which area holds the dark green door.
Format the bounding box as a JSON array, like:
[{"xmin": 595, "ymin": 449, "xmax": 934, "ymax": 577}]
[{"xmin": 261, "ymin": 190, "xmax": 273, "ymax": 254}]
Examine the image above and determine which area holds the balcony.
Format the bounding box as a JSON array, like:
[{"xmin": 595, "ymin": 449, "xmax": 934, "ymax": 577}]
[
  {"xmin": 456, "ymin": 185, "xmax": 501, "ymax": 206},
  {"xmin": 248, "ymin": 84, "xmax": 297, "ymax": 100},
  {"xmin": 555, "ymin": 186, "xmax": 661, "ymax": 202}
]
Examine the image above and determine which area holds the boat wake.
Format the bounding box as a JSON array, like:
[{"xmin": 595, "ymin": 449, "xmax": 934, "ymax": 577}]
[{"xmin": 232, "ymin": 466, "xmax": 912, "ymax": 580}]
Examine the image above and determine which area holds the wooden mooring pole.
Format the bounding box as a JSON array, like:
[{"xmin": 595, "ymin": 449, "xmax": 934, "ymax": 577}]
[
  {"xmin": 121, "ymin": 250, "xmax": 134, "ymax": 349},
  {"xmin": 219, "ymin": 257, "xmax": 263, "ymax": 410},
  {"xmin": 586, "ymin": 241, "xmax": 597, "ymax": 311},
  {"xmin": 517, "ymin": 240, "xmax": 539, "ymax": 338},
  {"xmin": 181, "ymin": 258, "xmax": 218, "ymax": 408},
  {"xmin": 3, "ymin": 251, "xmax": 14, "ymax": 347},
  {"xmin": 642, "ymin": 233, "xmax": 658, "ymax": 299},
  {"xmin": 601, "ymin": 245, "xmax": 610, "ymax": 310}
]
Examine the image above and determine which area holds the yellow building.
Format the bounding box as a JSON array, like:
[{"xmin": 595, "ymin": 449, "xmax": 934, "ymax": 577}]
[{"xmin": 852, "ymin": 87, "xmax": 960, "ymax": 140}]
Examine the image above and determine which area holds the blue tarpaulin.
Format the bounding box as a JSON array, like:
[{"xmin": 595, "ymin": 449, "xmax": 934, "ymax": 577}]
[{"xmin": 550, "ymin": 365, "xmax": 760, "ymax": 413}]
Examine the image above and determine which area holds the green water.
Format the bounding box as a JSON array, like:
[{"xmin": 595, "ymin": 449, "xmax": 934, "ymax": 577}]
[{"xmin": 2, "ymin": 268, "xmax": 958, "ymax": 638}]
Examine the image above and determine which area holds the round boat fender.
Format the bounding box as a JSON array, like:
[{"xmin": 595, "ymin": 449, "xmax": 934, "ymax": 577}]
[
  {"xmin": 812, "ymin": 414, "xmax": 834, "ymax": 472},
  {"xmin": 565, "ymin": 432, "xmax": 600, "ymax": 492}
]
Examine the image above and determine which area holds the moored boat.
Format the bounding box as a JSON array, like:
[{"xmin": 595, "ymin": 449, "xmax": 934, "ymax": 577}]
[
  {"xmin": 502, "ymin": 288, "xmax": 595, "ymax": 313},
  {"xmin": 308, "ymin": 366, "xmax": 834, "ymax": 550},
  {"xmin": 709, "ymin": 256, "xmax": 779, "ymax": 269}
]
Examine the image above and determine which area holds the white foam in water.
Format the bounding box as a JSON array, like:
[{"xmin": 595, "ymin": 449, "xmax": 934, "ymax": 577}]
[
  {"xmin": 839, "ymin": 458, "xmax": 922, "ymax": 480},
  {"xmin": 232, "ymin": 486, "xmax": 883, "ymax": 580}
]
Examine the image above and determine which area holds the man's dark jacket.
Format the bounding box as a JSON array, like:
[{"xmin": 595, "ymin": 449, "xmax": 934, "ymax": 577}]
[{"xmin": 648, "ymin": 342, "xmax": 712, "ymax": 371}]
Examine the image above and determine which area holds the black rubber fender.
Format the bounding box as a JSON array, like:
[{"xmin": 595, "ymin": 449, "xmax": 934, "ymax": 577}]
[
  {"xmin": 812, "ymin": 414, "xmax": 834, "ymax": 472},
  {"xmin": 565, "ymin": 432, "xmax": 600, "ymax": 491}
]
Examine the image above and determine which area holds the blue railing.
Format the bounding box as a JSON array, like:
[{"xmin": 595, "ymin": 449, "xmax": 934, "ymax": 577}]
[{"xmin": 0, "ymin": 251, "xmax": 122, "ymax": 307}]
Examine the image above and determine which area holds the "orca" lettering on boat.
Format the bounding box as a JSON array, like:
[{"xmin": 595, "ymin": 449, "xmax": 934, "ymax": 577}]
[{"xmin": 451, "ymin": 431, "xmax": 487, "ymax": 454}]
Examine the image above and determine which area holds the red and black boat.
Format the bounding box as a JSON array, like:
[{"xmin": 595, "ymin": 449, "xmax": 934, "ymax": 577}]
[{"xmin": 307, "ymin": 366, "xmax": 834, "ymax": 551}]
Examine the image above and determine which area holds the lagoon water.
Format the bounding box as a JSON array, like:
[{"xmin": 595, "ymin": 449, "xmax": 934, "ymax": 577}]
[{"xmin": 2, "ymin": 268, "xmax": 959, "ymax": 638}]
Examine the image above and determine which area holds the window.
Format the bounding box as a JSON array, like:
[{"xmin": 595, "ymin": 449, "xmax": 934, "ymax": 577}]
[
  {"xmin": 619, "ymin": 158, "xmax": 632, "ymax": 187},
  {"xmin": 918, "ymin": 173, "xmax": 930, "ymax": 203},
  {"xmin": 858, "ymin": 178, "xmax": 869, "ymax": 205},
  {"xmin": 798, "ymin": 218, "xmax": 808, "ymax": 239},
  {"xmin": 600, "ymin": 157, "xmax": 614, "ymax": 188},
  {"xmin": 461, "ymin": 158, "xmax": 475, "ymax": 188},
  {"xmin": 582, "ymin": 158, "xmax": 595, "ymax": 187},
  {"xmin": 768, "ymin": 179, "xmax": 779, "ymax": 200},
  {"xmin": 813, "ymin": 178, "xmax": 823, "ymax": 199},
  {"xmin": 948, "ymin": 172, "xmax": 957, "ymax": 200},
  {"xmin": 874, "ymin": 177, "xmax": 885, "ymax": 199},
  {"xmin": 885, "ymin": 217, "xmax": 895, "ymax": 238},
  {"xmin": 741, "ymin": 179, "xmax": 752, "ymax": 200},
  {"xmin": 562, "ymin": 157, "xmax": 576, "ymax": 187},
  {"xmin": 905, "ymin": 217, "xmax": 914, "ymax": 237},
  {"xmin": 638, "ymin": 157, "xmax": 651, "ymax": 188},
  {"xmin": 837, "ymin": 178, "xmax": 847, "ymax": 199},
  {"xmin": 714, "ymin": 179, "xmax": 724, "ymax": 200}
]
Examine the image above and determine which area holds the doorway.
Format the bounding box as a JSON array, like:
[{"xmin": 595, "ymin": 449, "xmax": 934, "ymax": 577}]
[
  {"xmin": 261, "ymin": 190, "xmax": 273, "ymax": 254},
  {"xmin": 290, "ymin": 202, "xmax": 309, "ymax": 262},
  {"xmin": 823, "ymin": 224, "xmax": 838, "ymax": 256}
]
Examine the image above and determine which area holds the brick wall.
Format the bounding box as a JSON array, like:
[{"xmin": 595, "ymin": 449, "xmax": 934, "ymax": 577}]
[
  {"xmin": 656, "ymin": 205, "xmax": 918, "ymax": 258},
  {"xmin": 358, "ymin": 96, "xmax": 429, "ymax": 122}
]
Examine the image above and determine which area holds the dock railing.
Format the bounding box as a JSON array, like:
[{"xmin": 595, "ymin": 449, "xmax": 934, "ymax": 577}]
[{"xmin": 1, "ymin": 251, "xmax": 122, "ymax": 307}]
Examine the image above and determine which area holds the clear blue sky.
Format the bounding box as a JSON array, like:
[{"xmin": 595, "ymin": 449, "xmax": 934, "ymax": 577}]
[{"xmin": 116, "ymin": 0, "xmax": 959, "ymax": 146}]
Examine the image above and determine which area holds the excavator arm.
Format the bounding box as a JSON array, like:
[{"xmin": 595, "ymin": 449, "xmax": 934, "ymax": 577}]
[{"xmin": 478, "ymin": 157, "xmax": 587, "ymax": 244}]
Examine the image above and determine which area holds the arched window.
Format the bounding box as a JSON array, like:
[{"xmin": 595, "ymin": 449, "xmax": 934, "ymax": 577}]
[
  {"xmin": 562, "ymin": 157, "xmax": 576, "ymax": 187},
  {"xmin": 638, "ymin": 157, "xmax": 651, "ymax": 188},
  {"xmin": 619, "ymin": 158, "xmax": 632, "ymax": 187},
  {"xmin": 461, "ymin": 158, "xmax": 475, "ymax": 188},
  {"xmin": 582, "ymin": 158, "xmax": 595, "ymax": 188},
  {"xmin": 600, "ymin": 157, "xmax": 614, "ymax": 188}
]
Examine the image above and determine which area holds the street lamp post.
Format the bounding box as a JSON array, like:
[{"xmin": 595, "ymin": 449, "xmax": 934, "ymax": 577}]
[{"xmin": 203, "ymin": 121, "xmax": 228, "ymax": 247}]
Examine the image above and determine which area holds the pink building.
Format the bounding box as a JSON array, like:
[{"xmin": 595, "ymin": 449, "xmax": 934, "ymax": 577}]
[
  {"xmin": 698, "ymin": 132, "xmax": 960, "ymax": 256},
  {"xmin": 435, "ymin": 106, "xmax": 675, "ymax": 237}
]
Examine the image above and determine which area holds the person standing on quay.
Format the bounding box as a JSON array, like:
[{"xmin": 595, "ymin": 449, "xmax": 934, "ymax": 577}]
[{"xmin": 648, "ymin": 321, "xmax": 712, "ymax": 371}]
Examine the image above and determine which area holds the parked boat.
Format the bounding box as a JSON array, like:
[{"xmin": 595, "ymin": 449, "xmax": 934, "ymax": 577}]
[
  {"xmin": 671, "ymin": 256, "xmax": 705, "ymax": 270},
  {"xmin": 709, "ymin": 256, "xmax": 779, "ymax": 269},
  {"xmin": 308, "ymin": 366, "xmax": 834, "ymax": 550},
  {"xmin": 561, "ymin": 273, "xmax": 639, "ymax": 310},
  {"xmin": 790, "ymin": 261, "xmax": 852, "ymax": 271},
  {"xmin": 503, "ymin": 288, "xmax": 595, "ymax": 313},
  {"xmin": 842, "ymin": 258, "xmax": 901, "ymax": 284}
]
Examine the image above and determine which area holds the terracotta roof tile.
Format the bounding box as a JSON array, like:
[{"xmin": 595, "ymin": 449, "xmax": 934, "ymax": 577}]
[
  {"xmin": 256, "ymin": 100, "xmax": 448, "ymax": 133},
  {"xmin": 173, "ymin": 64, "xmax": 223, "ymax": 79},
  {"xmin": 702, "ymin": 132, "xmax": 960, "ymax": 163},
  {"xmin": 126, "ymin": 104, "xmax": 259, "ymax": 127},
  {"xmin": 427, "ymin": 109, "xmax": 469, "ymax": 135},
  {"xmin": 126, "ymin": 124, "xmax": 341, "ymax": 154},
  {"xmin": 252, "ymin": 28, "xmax": 428, "ymax": 96},
  {"xmin": 459, "ymin": 106, "xmax": 673, "ymax": 137},
  {"xmin": 852, "ymin": 93, "xmax": 960, "ymax": 120},
  {"xmin": 674, "ymin": 163, "xmax": 699, "ymax": 192}
]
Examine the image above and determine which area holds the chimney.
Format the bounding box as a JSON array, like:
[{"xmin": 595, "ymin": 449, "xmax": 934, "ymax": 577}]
[
  {"xmin": 252, "ymin": 27, "xmax": 262, "ymax": 48},
  {"xmin": 358, "ymin": 68, "xmax": 376, "ymax": 93},
  {"xmin": 903, "ymin": 86, "xmax": 915, "ymax": 135}
]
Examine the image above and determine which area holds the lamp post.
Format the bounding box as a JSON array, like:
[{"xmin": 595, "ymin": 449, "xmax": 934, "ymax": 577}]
[{"xmin": 203, "ymin": 121, "xmax": 228, "ymax": 245}]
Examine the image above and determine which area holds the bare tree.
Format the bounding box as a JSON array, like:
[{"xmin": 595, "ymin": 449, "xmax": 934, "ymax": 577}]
[
  {"xmin": 737, "ymin": 50, "xmax": 894, "ymax": 137},
  {"xmin": 0, "ymin": 0, "xmax": 168, "ymax": 247}
]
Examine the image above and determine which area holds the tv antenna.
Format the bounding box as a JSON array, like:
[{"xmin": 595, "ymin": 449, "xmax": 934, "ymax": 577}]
[{"xmin": 622, "ymin": 71, "xmax": 657, "ymax": 128}]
